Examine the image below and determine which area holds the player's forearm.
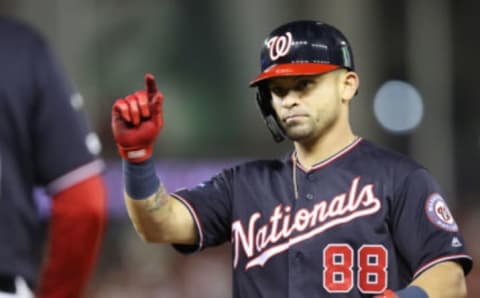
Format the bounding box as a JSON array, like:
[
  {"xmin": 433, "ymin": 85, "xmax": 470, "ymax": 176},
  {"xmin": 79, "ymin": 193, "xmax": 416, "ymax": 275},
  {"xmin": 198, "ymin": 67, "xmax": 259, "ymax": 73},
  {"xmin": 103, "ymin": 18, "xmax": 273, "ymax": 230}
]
[
  {"xmin": 120, "ymin": 155, "xmax": 173, "ymax": 242},
  {"xmin": 410, "ymin": 261, "xmax": 467, "ymax": 298},
  {"xmin": 124, "ymin": 186, "xmax": 173, "ymax": 243}
]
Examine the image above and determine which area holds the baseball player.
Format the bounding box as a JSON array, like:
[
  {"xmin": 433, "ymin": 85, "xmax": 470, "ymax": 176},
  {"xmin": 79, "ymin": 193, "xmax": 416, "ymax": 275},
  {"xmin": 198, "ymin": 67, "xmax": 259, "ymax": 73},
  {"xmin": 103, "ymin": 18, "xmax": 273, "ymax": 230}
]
[
  {"xmin": 111, "ymin": 20, "xmax": 473, "ymax": 297},
  {"xmin": 0, "ymin": 17, "xmax": 106, "ymax": 297}
]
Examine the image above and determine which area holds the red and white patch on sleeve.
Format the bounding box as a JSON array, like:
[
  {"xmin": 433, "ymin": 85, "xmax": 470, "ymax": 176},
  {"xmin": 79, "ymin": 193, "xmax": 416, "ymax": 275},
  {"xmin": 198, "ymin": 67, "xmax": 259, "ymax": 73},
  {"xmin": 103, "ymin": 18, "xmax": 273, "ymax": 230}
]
[{"xmin": 425, "ymin": 193, "xmax": 458, "ymax": 232}]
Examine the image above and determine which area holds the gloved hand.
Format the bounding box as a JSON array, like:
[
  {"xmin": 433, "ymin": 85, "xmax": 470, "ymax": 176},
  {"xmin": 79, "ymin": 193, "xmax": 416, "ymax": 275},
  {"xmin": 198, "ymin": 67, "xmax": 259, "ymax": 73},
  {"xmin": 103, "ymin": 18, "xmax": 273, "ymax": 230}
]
[{"xmin": 112, "ymin": 73, "xmax": 163, "ymax": 163}]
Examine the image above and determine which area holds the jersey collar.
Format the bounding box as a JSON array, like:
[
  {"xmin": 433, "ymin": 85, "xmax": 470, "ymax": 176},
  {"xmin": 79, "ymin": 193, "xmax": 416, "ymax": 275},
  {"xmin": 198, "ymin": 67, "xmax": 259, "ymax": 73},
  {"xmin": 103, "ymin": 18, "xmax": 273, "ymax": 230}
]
[{"xmin": 291, "ymin": 137, "xmax": 363, "ymax": 173}]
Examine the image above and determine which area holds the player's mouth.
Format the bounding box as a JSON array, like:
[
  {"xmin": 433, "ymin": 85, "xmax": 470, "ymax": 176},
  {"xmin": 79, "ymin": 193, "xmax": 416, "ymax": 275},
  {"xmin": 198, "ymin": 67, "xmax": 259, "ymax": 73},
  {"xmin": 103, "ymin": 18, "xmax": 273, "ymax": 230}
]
[{"xmin": 283, "ymin": 113, "xmax": 308, "ymax": 124}]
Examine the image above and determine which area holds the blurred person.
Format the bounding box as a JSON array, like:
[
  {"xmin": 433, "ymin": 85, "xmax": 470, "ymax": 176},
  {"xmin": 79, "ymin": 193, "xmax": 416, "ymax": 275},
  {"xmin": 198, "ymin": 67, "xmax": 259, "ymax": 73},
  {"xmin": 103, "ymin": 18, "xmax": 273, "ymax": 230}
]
[
  {"xmin": 111, "ymin": 20, "xmax": 472, "ymax": 297},
  {"xmin": 0, "ymin": 16, "xmax": 107, "ymax": 297}
]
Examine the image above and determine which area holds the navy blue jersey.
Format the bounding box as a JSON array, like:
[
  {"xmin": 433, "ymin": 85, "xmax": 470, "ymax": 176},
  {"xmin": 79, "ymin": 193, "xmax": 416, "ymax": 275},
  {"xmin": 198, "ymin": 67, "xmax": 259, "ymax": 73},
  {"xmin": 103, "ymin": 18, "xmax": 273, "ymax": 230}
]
[
  {"xmin": 173, "ymin": 138, "xmax": 472, "ymax": 298},
  {"xmin": 0, "ymin": 17, "xmax": 103, "ymax": 286}
]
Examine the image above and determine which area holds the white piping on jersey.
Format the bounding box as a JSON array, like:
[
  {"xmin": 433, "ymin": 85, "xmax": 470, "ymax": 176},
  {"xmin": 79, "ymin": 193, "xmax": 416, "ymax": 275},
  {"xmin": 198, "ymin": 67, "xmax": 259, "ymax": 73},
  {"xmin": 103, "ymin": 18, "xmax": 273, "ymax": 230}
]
[
  {"xmin": 291, "ymin": 137, "xmax": 363, "ymax": 199},
  {"xmin": 46, "ymin": 159, "xmax": 105, "ymax": 195}
]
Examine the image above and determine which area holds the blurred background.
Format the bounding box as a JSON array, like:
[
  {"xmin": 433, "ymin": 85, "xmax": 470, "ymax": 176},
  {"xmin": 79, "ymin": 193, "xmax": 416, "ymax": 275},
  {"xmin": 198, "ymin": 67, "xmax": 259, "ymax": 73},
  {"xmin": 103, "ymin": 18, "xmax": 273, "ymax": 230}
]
[{"xmin": 1, "ymin": 0, "xmax": 479, "ymax": 296}]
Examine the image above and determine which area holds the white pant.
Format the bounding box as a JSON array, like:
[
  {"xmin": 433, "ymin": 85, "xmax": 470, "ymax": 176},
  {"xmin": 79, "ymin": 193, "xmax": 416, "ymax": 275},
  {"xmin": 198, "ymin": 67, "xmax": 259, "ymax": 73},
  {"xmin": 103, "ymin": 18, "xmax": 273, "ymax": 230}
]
[{"xmin": 0, "ymin": 277, "xmax": 33, "ymax": 298}]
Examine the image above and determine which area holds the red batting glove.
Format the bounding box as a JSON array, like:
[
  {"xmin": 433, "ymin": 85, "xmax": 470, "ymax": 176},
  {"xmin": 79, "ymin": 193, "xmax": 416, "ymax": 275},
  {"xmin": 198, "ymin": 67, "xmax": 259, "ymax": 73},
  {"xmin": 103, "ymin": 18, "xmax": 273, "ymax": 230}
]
[
  {"xmin": 112, "ymin": 73, "xmax": 163, "ymax": 163},
  {"xmin": 373, "ymin": 289, "xmax": 398, "ymax": 298}
]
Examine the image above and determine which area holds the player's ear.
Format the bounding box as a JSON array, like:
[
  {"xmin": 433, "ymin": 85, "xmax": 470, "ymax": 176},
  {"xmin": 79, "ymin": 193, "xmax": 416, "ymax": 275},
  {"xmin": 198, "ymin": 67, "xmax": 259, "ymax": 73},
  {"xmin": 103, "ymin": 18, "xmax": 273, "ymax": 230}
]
[{"xmin": 340, "ymin": 70, "xmax": 359, "ymax": 103}]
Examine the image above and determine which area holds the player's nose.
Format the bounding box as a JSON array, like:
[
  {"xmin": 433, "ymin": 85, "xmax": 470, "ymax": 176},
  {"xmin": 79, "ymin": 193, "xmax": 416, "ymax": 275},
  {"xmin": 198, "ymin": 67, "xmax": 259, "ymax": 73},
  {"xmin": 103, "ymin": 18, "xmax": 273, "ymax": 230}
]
[{"xmin": 279, "ymin": 91, "xmax": 301, "ymax": 108}]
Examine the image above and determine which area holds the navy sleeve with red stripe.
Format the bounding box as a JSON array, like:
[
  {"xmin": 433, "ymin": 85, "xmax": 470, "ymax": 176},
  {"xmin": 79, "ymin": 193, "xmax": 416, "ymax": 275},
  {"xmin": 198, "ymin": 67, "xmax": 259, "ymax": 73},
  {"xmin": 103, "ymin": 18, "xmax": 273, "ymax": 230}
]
[
  {"xmin": 391, "ymin": 168, "xmax": 472, "ymax": 276},
  {"xmin": 172, "ymin": 170, "xmax": 233, "ymax": 252}
]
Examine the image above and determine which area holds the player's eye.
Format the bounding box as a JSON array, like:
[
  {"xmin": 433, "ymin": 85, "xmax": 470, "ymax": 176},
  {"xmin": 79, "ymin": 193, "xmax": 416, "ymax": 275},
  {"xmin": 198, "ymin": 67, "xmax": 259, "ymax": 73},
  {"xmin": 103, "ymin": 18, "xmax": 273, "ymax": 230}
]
[
  {"xmin": 270, "ymin": 86, "xmax": 288, "ymax": 97},
  {"xmin": 293, "ymin": 79, "xmax": 314, "ymax": 92}
]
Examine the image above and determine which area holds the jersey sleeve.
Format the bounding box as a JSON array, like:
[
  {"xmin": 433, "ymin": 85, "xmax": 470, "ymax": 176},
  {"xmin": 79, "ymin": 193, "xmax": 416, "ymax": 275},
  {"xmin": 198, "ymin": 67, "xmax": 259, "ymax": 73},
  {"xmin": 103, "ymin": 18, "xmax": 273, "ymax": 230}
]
[
  {"xmin": 171, "ymin": 169, "xmax": 233, "ymax": 254},
  {"xmin": 390, "ymin": 168, "xmax": 473, "ymax": 278},
  {"xmin": 31, "ymin": 36, "xmax": 103, "ymax": 193}
]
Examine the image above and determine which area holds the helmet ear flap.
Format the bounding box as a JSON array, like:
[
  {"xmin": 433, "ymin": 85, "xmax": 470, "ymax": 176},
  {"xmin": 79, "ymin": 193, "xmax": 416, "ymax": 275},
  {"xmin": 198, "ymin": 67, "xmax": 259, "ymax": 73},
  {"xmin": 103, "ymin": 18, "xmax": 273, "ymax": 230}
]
[{"xmin": 255, "ymin": 86, "xmax": 285, "ymax": 142}]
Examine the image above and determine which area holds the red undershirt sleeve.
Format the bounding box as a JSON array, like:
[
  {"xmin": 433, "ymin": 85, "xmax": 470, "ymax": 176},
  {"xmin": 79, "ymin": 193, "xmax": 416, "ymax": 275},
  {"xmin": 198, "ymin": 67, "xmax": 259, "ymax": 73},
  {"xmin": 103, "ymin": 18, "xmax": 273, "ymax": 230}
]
[{"xmin": 35, "ymin": 175, "xmax": 107, "ymax": 298}]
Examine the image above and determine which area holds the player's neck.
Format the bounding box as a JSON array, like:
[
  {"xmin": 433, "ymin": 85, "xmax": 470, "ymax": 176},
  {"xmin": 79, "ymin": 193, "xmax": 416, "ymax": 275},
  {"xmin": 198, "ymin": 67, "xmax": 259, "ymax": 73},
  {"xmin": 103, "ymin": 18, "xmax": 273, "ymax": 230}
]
[{"xmin": 294, "ymin": 127, "xmax": 356, "ymax": 170}]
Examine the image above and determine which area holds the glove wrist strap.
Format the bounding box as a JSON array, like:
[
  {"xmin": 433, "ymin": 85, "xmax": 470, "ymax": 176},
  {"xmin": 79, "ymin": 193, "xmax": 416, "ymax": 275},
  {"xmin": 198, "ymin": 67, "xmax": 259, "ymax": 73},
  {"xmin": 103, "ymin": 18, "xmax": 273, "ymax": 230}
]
[{"xmin": 117, "ymin": 145, "xmax": 153, "ymax": 163}]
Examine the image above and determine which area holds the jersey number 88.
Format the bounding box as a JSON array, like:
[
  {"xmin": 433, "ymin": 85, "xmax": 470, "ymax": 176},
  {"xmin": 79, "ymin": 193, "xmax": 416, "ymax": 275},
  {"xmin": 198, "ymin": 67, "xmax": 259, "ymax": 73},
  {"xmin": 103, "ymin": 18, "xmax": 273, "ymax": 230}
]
[{"xmin": 323, "ymin": 244, "xmax": 388, "ymax": 294}]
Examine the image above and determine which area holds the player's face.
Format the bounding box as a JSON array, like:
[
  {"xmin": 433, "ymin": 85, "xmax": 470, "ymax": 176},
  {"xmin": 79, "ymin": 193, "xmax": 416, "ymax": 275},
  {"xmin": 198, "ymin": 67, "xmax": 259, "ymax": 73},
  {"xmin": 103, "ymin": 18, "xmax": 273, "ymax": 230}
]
[{"xmin": 269, "ymin": 70, "xmax": 349, "ymax": 143}]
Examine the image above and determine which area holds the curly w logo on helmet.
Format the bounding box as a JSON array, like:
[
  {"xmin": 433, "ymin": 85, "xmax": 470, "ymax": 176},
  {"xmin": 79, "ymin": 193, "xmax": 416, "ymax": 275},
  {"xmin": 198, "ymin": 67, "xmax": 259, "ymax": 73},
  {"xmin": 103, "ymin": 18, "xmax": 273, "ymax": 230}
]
[{"xmin": 266, "ymin": 32, "xmax": 293, "ymax": 61}]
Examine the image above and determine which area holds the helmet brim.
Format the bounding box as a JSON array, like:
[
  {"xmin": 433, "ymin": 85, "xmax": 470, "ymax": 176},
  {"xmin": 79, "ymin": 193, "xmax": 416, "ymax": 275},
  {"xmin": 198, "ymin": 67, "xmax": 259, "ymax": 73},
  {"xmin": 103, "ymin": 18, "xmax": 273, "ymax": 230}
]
[{"xmin": 249, "ymin": 63, "xmax": 340, "ymax": 86}]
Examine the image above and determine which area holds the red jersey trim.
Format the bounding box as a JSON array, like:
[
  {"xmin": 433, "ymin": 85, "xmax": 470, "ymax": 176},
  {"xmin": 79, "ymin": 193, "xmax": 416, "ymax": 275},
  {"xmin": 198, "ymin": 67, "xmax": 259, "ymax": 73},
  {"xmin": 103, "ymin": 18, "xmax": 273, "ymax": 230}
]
[
  {"xmin": 413, "ymin": 254, "xmax": 473, "ymax": 278},
  {"xmin": 171, "ymin": 193, "xmax": 204, "ymax": 252},
  {"xmin": 292, "ymin": 137, "xmax": 363, "ymax": 173}
]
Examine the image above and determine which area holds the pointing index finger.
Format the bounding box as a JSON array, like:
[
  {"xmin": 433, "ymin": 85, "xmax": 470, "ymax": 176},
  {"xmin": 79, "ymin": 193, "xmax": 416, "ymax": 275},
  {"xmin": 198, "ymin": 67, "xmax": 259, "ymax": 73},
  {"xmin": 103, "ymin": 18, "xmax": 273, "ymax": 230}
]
[{"xmin": 145, "ymin": 73, "xmax": 158, "ymax": 97}]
